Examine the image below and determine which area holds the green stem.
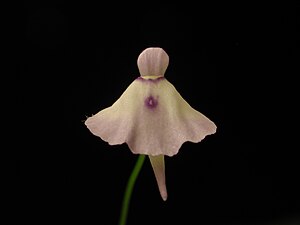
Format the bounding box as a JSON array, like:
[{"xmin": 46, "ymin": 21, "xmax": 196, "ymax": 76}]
[{"xmin": 118, "ymin": 154, "xmax": 146, "ymax": 225}]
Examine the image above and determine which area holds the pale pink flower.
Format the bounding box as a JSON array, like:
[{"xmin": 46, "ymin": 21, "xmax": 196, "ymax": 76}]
[{"xmin": 85, "ymin": 47, "xmax": 217, "ymax": 201}]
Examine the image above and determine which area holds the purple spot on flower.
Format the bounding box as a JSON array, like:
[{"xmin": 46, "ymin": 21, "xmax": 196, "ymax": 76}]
[{"xmin": 145, "ymin": 96, "xmax": 158, "ymax": 109}]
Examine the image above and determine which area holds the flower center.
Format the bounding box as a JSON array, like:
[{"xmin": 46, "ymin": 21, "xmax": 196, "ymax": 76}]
[{"xmin": 145, "ymin": 96, "xmax": 158, "ymax": 109}]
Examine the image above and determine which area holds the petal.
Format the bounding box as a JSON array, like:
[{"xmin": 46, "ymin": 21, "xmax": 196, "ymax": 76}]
[
  {"xmin": 85, "ymin": 77, "xmax": 216, "ymax": 156},
  {"xmin": 137, "ymin": 47, "xmax": 169, "ymax": 77},
  {"xmin": 149, "ymin": 155, "xmax": 167, "ymax": 201}
]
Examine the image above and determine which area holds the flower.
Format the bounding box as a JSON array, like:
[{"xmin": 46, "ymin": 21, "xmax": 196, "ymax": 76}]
[{"xmin": 85, "ymin": 47, "xmax": 217, "ymax": 201}]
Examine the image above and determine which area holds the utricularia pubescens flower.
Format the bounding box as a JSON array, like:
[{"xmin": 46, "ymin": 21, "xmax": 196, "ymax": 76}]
[{"xmin": 85, "ymin": 47, "xmax": 217, "ymax": 201}]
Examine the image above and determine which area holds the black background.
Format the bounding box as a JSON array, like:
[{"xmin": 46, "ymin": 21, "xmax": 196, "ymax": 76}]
[{"xmin": 11, "ymin": 1, "xmax": 299, "ymax": 225}]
